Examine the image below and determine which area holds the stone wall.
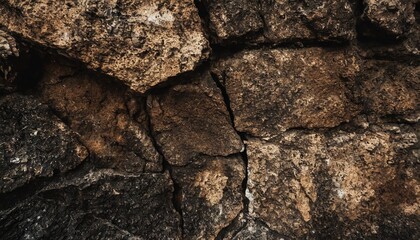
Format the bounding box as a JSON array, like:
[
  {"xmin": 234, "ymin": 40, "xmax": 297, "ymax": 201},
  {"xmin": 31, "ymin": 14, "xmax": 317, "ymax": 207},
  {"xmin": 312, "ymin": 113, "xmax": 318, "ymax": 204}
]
[{"xmin": 0, "ymin": 0, "xmax": 419, "ymax": 239}]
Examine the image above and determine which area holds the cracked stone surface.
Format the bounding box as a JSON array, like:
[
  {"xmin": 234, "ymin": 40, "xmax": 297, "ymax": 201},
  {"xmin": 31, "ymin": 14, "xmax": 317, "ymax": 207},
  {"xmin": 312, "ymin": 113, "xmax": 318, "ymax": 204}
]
[
  {"xmin": 0, "ymin": 94, "xmax": 88, "ymax": 193},
  {"xmin": 147, "ymin": 73, "xmax": 243, "ymax": 166},
  {"xmin": 0, "ymin": 170, "xmax": 181, "ymax": 239},
  {"xmin": 172, "ymin": 155, "xmax": 244, "ymax": 239},
  {"xmin": 212, "ymin": 48, "xmax": 361, "ymax": 137},
  {"xmin": 0, "ymin": 30, "xmax": 18, "ymax": 92},
  {"xmin": 202, "ymin": 0, "xmax": 356, "ymax": 43},
  {"xmin": 38, "ymin": 60, "xmax": 162, "ymax": 173},
  {"xmin": 245, "ymin": 121, "xmax": 419, "ymax": 238},
  {"xmin": 0, "ymin": 0, "xmax": 209, "ymax": 93}
]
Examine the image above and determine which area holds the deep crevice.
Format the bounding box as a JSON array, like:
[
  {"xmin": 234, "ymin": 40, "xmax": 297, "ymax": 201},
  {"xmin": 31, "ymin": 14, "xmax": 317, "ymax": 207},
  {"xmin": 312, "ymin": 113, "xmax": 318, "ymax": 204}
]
[{"xmin": 143, "ymin": 98, "xmax": 184, "ymax": 237}]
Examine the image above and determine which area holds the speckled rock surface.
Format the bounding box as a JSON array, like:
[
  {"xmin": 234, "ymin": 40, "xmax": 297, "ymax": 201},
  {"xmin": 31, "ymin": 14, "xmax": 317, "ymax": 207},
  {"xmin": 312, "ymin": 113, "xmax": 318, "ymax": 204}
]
[
  {"xmin": 148, "ymin": 73, "xmax": 243, "ymax": 166},
  {"xmin": 245, "ymin": 121, "xmax": 419, "ymax": 238},
  {"xmin": 0, "ymin": 170, "xmax": 181, "ymax": 239},
  {"xmin": 212, "ymin": 48, "xmax": 361, "ymax": 137},
  {"xmin": 172, "ymin": 155, "xmax": 244, "ymax": 239},
  {"xmin": 0, "ymin": 0, "xmax": 209, "ymax": 93},
  {"xmin": 0, "ymin": 30, "xmax": 18, "ymax": 92},
  {"xmin": 38, "ymin": 60, "xmax": 162, "ymax": 173},
  {"xmin": 202, "ymin": 0, "xmax": 356, "ymax": 43},
  {"xmin": 0, "ymin": 94, "xmax": 88, "ymax": 193}
]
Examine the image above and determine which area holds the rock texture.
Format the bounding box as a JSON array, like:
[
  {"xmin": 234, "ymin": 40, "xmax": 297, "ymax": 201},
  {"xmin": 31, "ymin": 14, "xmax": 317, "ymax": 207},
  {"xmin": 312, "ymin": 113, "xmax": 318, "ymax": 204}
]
[
  {"xmin": 148, "ymin": 73, "xmax": 243, "ymax": 166},
  {"xmin": 39, "ymin": 60, "xmax": 162, "ymax": 173},
  {"xmin": 213, "ymin": 48, "xmax": 361, "ymax": 137},
  {"xmin": 0, "ymin": 0, "xmax": 419, "ymax": 239},
  {"xmin": 0, "ymin": 170, "xmax": 181, "ymax": 239},
  {"xmin": 0, "ymin": 94, "xmax": 88, "ymax": 193},
  {"xmin": 0, "ymin": 0, "xmax": 209, "ymax": 93},
  {"xmin": 246, "ymin": 121, "xmax": 419, "ymax": 238}
]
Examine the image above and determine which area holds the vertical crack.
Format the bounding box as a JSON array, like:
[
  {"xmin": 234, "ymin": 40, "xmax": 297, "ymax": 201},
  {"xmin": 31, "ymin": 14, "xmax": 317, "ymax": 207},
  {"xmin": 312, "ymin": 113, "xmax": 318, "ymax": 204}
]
[{"xmin": 144, "ymin": 97, "xmax": 184, "ymax": 237}]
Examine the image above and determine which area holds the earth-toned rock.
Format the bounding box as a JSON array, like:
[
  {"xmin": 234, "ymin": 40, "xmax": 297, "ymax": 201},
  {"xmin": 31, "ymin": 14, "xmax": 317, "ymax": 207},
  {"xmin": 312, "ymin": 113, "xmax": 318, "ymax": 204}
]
[
  {"xmin": 0, "ymin": 30, "xmax": 18, "ymax": 92},
  {"xmin": 202, "ymin": 0, "xmax": 356, "ymax": 43},
  {"xmin": 172, "ymin": 155, "xmax": 244, "ymax": 239},
  {"xmin": 0, "ymin": 94, "xmax": 88, "ymax": 193},
  {"xmin": 212, "ymin": 48, "xmax": 361, "ymax": 137},
  {"xmin": 245, "ymin": 121, "xmax": 419, "ymax": 238},
  {"xmin": 148, "ymin": 73, "xmax": 243, "ymax": 166},
  {"xmin": 39, "ymin": 60, "xmax": 162, "ymax": 173},
  {"xmin": 0, "ymin": 0, "xmax": 209, "ymax": 93},
  {"xmin": 0, "ymin": 170, "xmax": 181, "ymax": 239}
]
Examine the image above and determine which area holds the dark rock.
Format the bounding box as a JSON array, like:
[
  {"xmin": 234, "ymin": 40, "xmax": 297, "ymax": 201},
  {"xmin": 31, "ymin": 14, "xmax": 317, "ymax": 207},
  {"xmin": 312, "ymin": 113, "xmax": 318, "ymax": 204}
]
[
  {"xmin": 148, "ymin": 73, "xmax": 243, "ymax": 166},
  {"xmin": 0, "ymin": 94, "xmax": 88, "ymax": 193},
  {"xmin": 0, "ymin": 0, "xmax": 209, "ymax": 93},
  {"xmin": 212, "ymin": 48, "xmax": 361, "ymax": 137},
  {"xmin": 39, "ymin": 61, "xmax": 162, "ymax": 173},
  {"xmin": 0, "ymin": 30, "xmax": 18, "ymax": 92},
  {"xmin": 0, "ymin": 170, "xmax": 181, "ymax": 239},
  {"xmin": 172, "ymin": 155, "xmax": 244, "ymax": 239}
]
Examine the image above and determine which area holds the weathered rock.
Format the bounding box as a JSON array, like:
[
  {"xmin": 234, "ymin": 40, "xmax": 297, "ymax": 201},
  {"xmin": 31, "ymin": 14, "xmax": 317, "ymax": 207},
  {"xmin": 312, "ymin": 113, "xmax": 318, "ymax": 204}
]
[
  {"xmin": 172, "ymin": 155, "xmax": 244, "ymax": 239},
  {"xmin": 202, "ymin": 0, "xmax": 356, "ymax": 43},
  {"xmin": 39, "ymin": 61, "xmax": 161, "ymax": 173},
  {"xmin": 0, "ymin": 170, "xmax": 181, "ymax": 239},
  {"xmin": 357, "ymin": 60, "xmax": 419, "ymax": 115},
  {"xmin": 361, "ymin": 0, "xmax": 416, "ymax": 37},
  {"xmin": 148, "ymin": 73, "xmax": 243, "ymax": 166},
  {"xmin": 212, "ymin": 48, "xmax": 361, "ymax": 138},
  {"xmin": 0, "ymin": 0, "xmax": 210, "ymax": 93},
  {"xmin": 245, "ymin": 121, "xmax": 419, "ymax": 238},
  {"xmin": 0, "ymin": 30, "xmax": 18, "ymax": 92},
  {"xmin": 0, "ymin": 94, "xmax": 88, "ymax": 193}
]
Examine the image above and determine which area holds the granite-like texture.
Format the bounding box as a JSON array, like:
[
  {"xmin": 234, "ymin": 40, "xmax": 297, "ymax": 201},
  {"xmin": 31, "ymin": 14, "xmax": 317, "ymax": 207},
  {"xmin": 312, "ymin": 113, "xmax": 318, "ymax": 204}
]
[
  {"xmin": 0, "ymin": 0, "xmax": 209, "ymax": 93},
  {"xmin": 0, "ymin": 94, "xmax": 88, "ymax": 193},
  {"xmin": 148, "ymin": 73, "xmax": 243, "ymax": 166},
  {"xmin": 39, "ymin": 60, "xmax": 162, "ymax": 173}
]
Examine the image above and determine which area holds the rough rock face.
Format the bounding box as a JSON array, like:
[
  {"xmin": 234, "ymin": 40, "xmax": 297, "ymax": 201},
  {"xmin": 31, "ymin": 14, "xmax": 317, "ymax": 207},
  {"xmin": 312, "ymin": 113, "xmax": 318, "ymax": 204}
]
[
  {"xmin": 202, "ymin": 0, "xmax": 356, "ymax": 43},
  {"xmin": 0, "ymin": 30, "xmax": 18, "ymax": 92},
  {"xmin": 0, "ymin": 94, "xmax": 88, "ymax": 193},
  {"xmin": 0, "ymin": 0, "xmax": 209, "ymax": 93},
  {"xmin": 0, "ymin": 170, "xmax": 181, "ymax": 239},
  {"xmin": 213, "ymin": 48, "xmax": 361, "ymax": 137},
  {"xmin": 246, "ymin": 121, "xmax": 419, "ymax": 238},
  {"xmin": 148, "ymin": 73, "xmax": 243, "ymax": 166},
  {"xmin": 172, "ymin": 155, "xmax": 244, "ymax": 239},
  {"xmin": 39, "ymin": 60, "xmax": 162, "ymax": 173}
]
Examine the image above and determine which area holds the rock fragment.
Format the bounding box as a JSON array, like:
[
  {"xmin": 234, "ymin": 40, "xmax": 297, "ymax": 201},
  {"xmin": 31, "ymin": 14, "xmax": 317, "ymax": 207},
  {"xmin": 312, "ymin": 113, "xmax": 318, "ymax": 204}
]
[
  {"xmin": 172, "ymin": 155, "xmax": 244, "ymax": 239},
  {"xmin": 245, "ymin": 122, "xmax": 419, "ymax": 238},
  {"xmin": 0, "ymin": 170, "xmax": 181, "ymax": 239},
  {"xmin": 0, "ymin": 94, "xmax": 88, "ymax": 193},
  {"xmin": 213, "ymin": 48, "xmax": 361, "ymax": 137},
  {"xmin": 39, "ymin": 61, "xmax": 162, "ymax": 173},
  {"xmin": 148, "ymin": 73, "xmax": 243, "ymax": 166},
  {"xmin": 0, "ymin": 0, "xmax": 209, "ymax": 93}
]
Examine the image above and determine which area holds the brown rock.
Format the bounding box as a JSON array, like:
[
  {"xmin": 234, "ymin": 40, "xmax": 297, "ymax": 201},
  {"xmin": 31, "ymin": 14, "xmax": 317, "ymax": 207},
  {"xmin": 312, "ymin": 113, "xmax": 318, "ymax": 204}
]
[
  {"xmin": 245, "ymin": 122, "xmax": 419, "ymax": 238},
  {"xmin": 39, "ymin": 60, "xmax": 161, "ymax": 173},
  {"xmin": 0, "ymin": 0, "xmax": 209, "ymax": 93},
  {"xmin": 213, "ymin": 48, "xmax": 361, "ymax": 138},
  {"xmin": 0, "ymin": 170, "xmax": 182, "ymax": 239},
  {"xmin": 147, "ymin": 73, "xmax": 243, "ymax": 166},
  {"xmin": 357, "ymin": 60, "xmax": 419, "ymax": 115},
  {"xmin": 202, "ymin": 0, "xmax": 356, "ymax": 43},
  {"xmin": 0, "ymin": 94, "xmax": 88, "ymax": 193},
  {"xmin": 172, "ymin": 155, "xmax": 245, "ymax": 239}
]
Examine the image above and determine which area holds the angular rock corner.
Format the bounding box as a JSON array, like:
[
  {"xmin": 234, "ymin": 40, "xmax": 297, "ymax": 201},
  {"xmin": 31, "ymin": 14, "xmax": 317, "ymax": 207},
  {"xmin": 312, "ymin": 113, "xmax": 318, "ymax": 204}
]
[{"xmin": 0, "ymin": 0, "xmax": 419, "ymax": 239}]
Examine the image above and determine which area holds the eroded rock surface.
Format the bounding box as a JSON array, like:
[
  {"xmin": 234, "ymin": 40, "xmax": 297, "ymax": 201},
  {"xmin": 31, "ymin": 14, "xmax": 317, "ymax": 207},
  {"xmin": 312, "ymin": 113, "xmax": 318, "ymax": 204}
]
[
  {"xmin": 39, "ymin": 60, "xmax": 161, "ymax": 173},
  {"xmin": 0, "ymin": 0, "xmax": 209, "ymax": 93},
  {"xmin": 172, "ymin": 155, "xmax": 244, "ymax": 239},
  {"xmin": 202, "ymin": 0, "xmax": 356, "ymax": 43},
  {"xmin": 246, "ymin": 121, "xmax": 419, "ymax": 238},
  {"xmin": 0, "ymin": 170, "xmax": 181, "ymax": 239},
  {"xmin": 213, "ymin": 48, "xmax": 361, "ymax": 137},
  {"xmin": 148, "ymin": 73, "xmax": 243, "ymax": 166},
  {"xmin": 0, "ymin": 94, "xmax": 88, "ymax": 193}
]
